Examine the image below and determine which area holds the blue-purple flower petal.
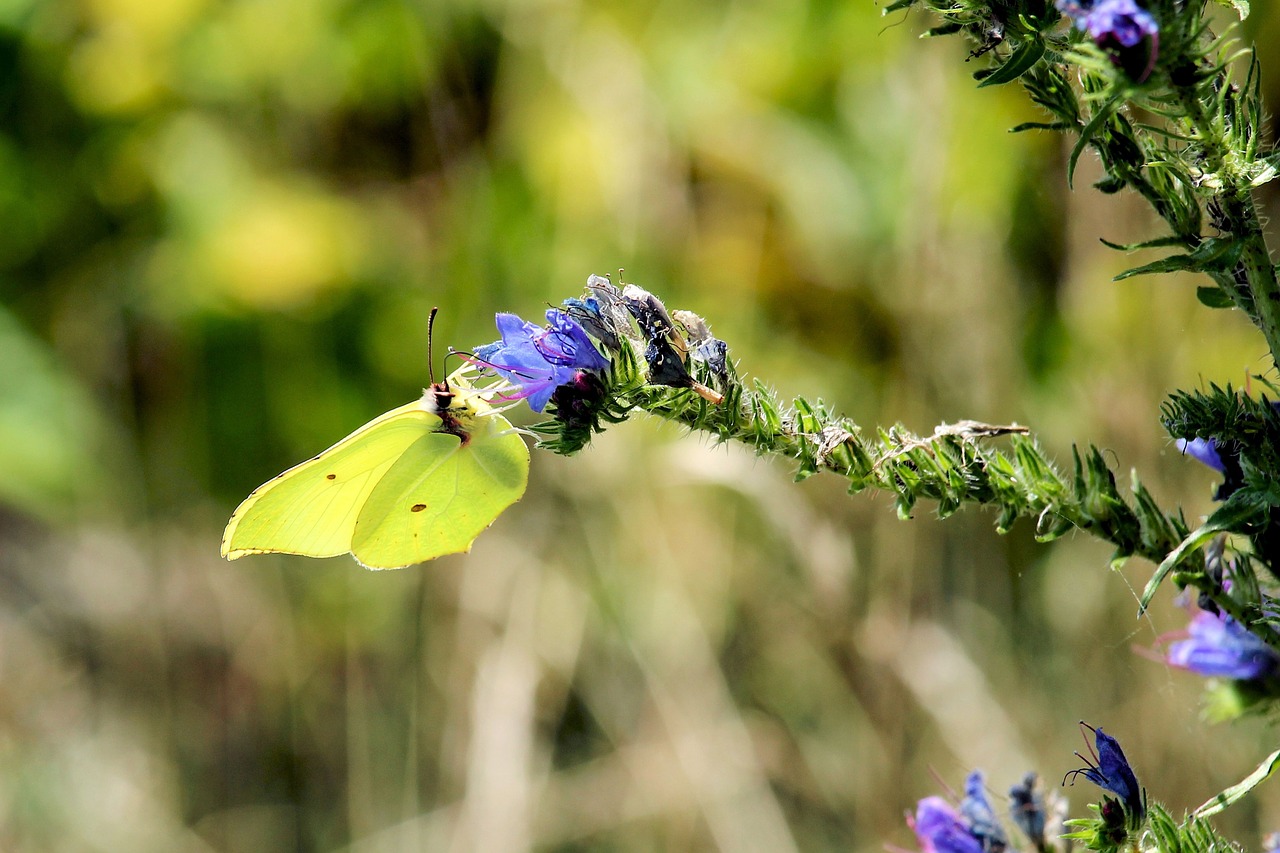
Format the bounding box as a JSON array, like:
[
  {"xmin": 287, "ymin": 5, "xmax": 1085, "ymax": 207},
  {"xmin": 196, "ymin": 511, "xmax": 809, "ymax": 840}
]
[
  {"xmin": 482, "ymin": 313, "xmax": 575, "ymax": 412},
  {"xmin": 1176, "ymin": 437, "xmax": 1226, "ymax": 473},
  {"xmin": 913, "ymin": 797, "xmax": 985, "ymax": 853},
  {"xmin": 479, "ymin": 311, "xmax": 609, "ymax": 413},
  {"xmin": 1067, "ymin": 726, "xmax": 1143, "ymax": 821},
  {"xmin": 1167, "ymin": 611, "xmax": 1279, "ymax": 680},
  {"xmin": 959, "ymin": 771, "xmax": 1007, "ymax": 853},
  {"xmin": 538, "ymin": 309, "xmax": 610, "ymax": 371},
  {"xmin": 1082, "ymin": 0, "xmax": 1158, "ymax": 47}
]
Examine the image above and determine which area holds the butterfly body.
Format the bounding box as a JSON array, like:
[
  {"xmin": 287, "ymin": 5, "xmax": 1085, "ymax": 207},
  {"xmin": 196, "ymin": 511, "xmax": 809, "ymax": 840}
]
[{"xmin": 222, "ymin": 372, "xmax": 529, "ymax": 570}]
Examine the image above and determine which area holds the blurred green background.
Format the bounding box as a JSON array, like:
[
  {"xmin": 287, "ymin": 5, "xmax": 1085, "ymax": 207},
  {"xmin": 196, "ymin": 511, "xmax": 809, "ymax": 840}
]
[{"xmin": 3, "ymin": 0, "xmax": 1280, "ymax": 850}]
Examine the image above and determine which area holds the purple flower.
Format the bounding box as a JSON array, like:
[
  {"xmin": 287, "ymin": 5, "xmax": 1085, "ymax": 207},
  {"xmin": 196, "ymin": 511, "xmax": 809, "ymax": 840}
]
[
  {"xmin": 476, "ymin": 310, "xmax": 607, "ymax": 413},
  {"xmin": 1064, "ymin": 725, "xmax": 1144, "ymax": 824},
  {"xmin": 1082, "ymin": 0, "xmax": 1158, "ymax": 48},
  {"xmin": 1056, "ymin": 0, "xmax": 1157, "ymax": 45},
  {"xmin": 537, "ymin": 309, "xmax": 610, "ymax": 372},
  {"xmin": 1056, "ymin": 0, "xmax": 1158, "ymax": 79},
  {"xmin": 912, "ymin": 797, "xmax": 984, "ymax": 853},
  {"xmin": 1177, "ymin": 437, "xmax": 1226, "ymax": 472},
  {"xmin": 1166, "ymin": 610, "xmax": 1279, "ymax": 680},
  {"xmin": 959, "ymin": 771, "xmax": 1007, "ymax": 853}
]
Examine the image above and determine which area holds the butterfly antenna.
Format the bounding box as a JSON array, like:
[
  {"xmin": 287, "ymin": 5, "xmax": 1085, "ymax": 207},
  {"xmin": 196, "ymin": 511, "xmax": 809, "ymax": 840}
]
[
  {"xmin": 443, "ymin": 347, "xmax": 471, "ymax": 376},
  {"xmin": 427, "ymin": 306, "xmax": 441, "ymax": 387}
]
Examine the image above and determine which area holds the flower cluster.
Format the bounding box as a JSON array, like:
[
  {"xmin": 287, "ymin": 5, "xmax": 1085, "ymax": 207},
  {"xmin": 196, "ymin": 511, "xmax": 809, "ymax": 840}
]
[
  {"xmin": 473, "ymin": 276, "xmax": 733, "ymax": 452},
  {"xmin": 910, "ymin": 727, "xmax": 1144, "ymax": 853},
  {"xmin": 911, "ymin": 771, "xmax": 1044, "ymax": 853},
  {"xmin": 474, "ymin": 309, "xmax": 610, "ymax": 413}
]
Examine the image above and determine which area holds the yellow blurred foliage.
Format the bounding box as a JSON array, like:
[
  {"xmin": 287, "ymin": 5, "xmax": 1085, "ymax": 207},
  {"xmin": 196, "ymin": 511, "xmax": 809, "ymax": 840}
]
[{"xmin": 201, "ymin": 185, "xmax": 366, "ymax": 309}]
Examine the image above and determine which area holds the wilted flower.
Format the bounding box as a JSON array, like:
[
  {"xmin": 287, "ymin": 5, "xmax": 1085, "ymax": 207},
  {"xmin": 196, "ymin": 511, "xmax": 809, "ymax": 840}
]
[
  {"xmin": 1007, "ymin": 773, "xmax": 1046, "ymax": 849},
  {"xmin": 562, "ymin": 275, "xmax": 632, "ymax": 353},
  {"xmin": 475, "ymin": 310, "xmax": 608, "ymax": 413},
  {"xmin": 1064, "ymin": 724, "xmax": 1145, "ymax": 826},
  {"xmin": 1165, "ymin": 609, "xmax": 1280, "ymax": 680}
]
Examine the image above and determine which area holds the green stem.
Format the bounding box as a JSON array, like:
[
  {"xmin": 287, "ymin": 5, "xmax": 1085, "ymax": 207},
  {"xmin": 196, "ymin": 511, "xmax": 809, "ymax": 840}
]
[
  {"xmin": 1173, "ymin": 86, "xmax": 1280, "ymax": 364},
  {"xmin": 567, "ymin": 358, "xmax": 1193, "ymax": 569}
]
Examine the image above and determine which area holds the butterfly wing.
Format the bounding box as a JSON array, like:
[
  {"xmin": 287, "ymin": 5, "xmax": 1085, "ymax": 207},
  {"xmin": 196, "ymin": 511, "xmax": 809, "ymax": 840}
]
[
  {"xmin": 221, "ymin": 402, "xmax": 442, "ymax": 561},
  {"xmin": 351, "ymin": 411, "xmax": 529, "ymax": 569},
  {"xmin": 222, "ymin": 398, "xmax": 531, "ymax": 569}
]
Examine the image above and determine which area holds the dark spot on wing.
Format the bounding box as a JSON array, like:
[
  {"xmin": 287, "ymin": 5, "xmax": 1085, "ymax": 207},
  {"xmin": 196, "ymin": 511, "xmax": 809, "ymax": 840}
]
[
  {"xmin": 411, "ymin": 503, "xmax": 427, "ymax": 512},
  {"xmin": 326, "ymin": 473, "xmax": 337, "ymax": 480}
]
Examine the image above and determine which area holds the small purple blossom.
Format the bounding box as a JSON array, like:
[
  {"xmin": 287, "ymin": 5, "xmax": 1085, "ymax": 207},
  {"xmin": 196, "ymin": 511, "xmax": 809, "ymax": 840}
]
[
  {"xmin": 1056, "ymin": 0, "xmax": 1158, "ymax": 79},
  {"xmin": 1177, "ymin": 436, "xmax": 1226, "ymax": 472},
  {"xmin": 1056, "ymin": 0, "xmax": 1157, "ymax": 45},
  {"xmin": 912, "ymin": 797, "xmax": 984, "ymax": 853},
  {"xmin": 1064, "ymin": 725, "xmax": 1144, "ymax": 823},
  {"xmin": 1166, "ymin": 610, "xmax": 1280, "ymax": 680},
  {"xmin": 537, "ymin": 309, "xmax": 610, "ymax": 372},
  {"xmin": 475, "ymin": 310, "xmax": 608, "ymax": 413},
  {"xmin": 1081, "ymin": 0, "xmax": 1158, "ymax": 48}
]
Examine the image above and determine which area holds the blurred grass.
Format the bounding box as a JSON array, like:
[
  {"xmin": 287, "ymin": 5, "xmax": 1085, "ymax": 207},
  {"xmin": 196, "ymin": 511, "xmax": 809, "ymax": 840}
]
[{"xmin": 1, "ymin": 0, "xmax": 1279, "ymax": 850}]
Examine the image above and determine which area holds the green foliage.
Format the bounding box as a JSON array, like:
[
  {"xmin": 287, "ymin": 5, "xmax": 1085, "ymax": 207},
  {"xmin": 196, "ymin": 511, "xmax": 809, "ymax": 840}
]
[
  {"xmin": 1140, "ymin": 805, "xmax": 1243, "ymax": 853},
  {"xmin": 3, "ymin": 0, "xmax": 1280, "ymax": 848},
  {"xmin": 893, "ymin": 0, "xmax": 1280, "ymax": 363}
]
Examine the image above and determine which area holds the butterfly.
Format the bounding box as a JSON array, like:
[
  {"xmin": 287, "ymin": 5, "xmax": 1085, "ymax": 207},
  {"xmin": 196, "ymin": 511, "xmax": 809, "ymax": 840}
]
[{"xmin": 221, "ymin": 362, "xmax": 530, "ymax": 570}]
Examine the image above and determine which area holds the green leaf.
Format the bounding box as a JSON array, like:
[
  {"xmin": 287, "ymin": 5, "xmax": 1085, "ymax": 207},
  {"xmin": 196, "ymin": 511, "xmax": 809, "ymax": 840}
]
[
  {"xmin": 978, "ymin": 39, "xmax": 1046, "ymax": 88},
  {"xmin": 1138, "ymin": 493, "xmax": 1268, "ymax": 613},
  {"xmin": 1099, "ymin": 235, "xmax": 1186, "ymax": 252},
  {"xmin": 882, "ymin": 0, "xmax": 915, "ymax": 13},
  {"xmin": 1113, "ymin": 237, "xmax": 1244, "ymax": 280},
  {"xmin": 0, "ymin": 305, "xmax": 108, "ymax": 519},
  {"xmin": 925, "ymin": 22, "xmax": 963, "ymax": 37},
  {"xmin": 1009, "ymin": 121, "xmax": 1069, "ymax": 133},
  {"xmin": 1068, "ymin": 95, "xmax": 1122, "ymax": 189},
  {"xmin": 1192, "ymin": 749, "xmax": 1280, "ymax": 819},
  {"xmin": 1196, "ymin": 286, "xmax": 1236, "ymax": 309},
  {"xmin": 1113, "ymin": 254, "xmax": 1200, "ymax": 280}
]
